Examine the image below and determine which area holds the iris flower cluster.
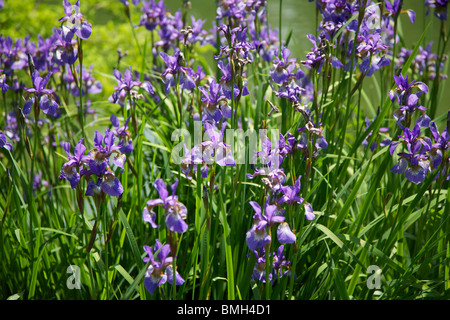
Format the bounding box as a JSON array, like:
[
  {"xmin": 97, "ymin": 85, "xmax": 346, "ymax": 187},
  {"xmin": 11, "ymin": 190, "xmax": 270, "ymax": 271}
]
[
  {"xmin": 389, "ymin": 73, "xmax": 449, "ymax": 184},
  {"xmin": 396, "ymin": 42, "xmax": 448, "ymax": 82},
  {"xmin": 59, "ymin": 115, "xmax": 132, "ymax": 197}
]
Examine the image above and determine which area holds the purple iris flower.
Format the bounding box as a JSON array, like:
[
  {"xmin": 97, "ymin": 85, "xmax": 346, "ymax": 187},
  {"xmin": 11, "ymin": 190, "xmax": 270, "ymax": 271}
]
[
  {"xmin": 65, "ymin": 64, "xmax": 102, "ymax": 97},
  {"xmin": 360, "ymin": 55, "xmax": 391, "ymax": 77},
  {"xmin": 153, "ymin": 10, "xmax": 184, "ymax": 52},
  {"xmin": 413, "ymin": 42, "xmax": 447, "ymax": 81},
  {"xmin": 388, "ymin": 73, "xmax": 430, "ymax": 128},
  {"xmin": 34, "ymin": 34, "xmax": 57, "ymax": 72},
  {"xmin": 391, "ymin": 152, "xmax": 430, "ymax": 185},
  {"xmin": 59, "ymin": 138, "xmax": 89, "ymax": 189},
  {"xmin": 249, "ymin": 245, "xmax": 292, "ymax": 283},
  {"xmin": 201, "ymin": 122, "xmax": 235, "ymax": 166},
  {"xmin": 24, "ymin": 70, "xmax": 59, "ymax": 117},
  {"xmin": 247, "ymin": 166, "xmax": 287, "ymax": 192},
  {"xmin": 179, "ymin": 144, "xmax": 208, "ymax": 180},
  {"xmin": 143, "ymin": 178, "xmax": 188, "ymax": 234},
  {"xmin": 389, "ymin": 73, "xmax": 428, "ymax": 106},
  {"xmin": 276, "ymin": 221, "xmax": 297, "ymax": 245},
  {"xmin": 0, "ymin": 131, "xmax": 13, "ymax": 152},
  {"xmin": 189, "ymin": 65, "xmax": 206, "ymax": 86},
  {"xmin": 159, "ymin": 50, "xmax": 195, "ymax": 94},
  {"xmin": 142, "ymin": 239, "xmax": 185, "ymax": 295},
  {"xmin": 32, "ymin": 171, "xmax": 50, "ymax": 191},
  {"xmin": 215, "ymin": 25, "xmax": 255, "ymax": 63},
  {"xmin": 385, "ymin": 0, "xmax": 416, "ymax": 24},
  {"xmin": 356, "ymin": 30, "xmax": 390, "ymax": 76},
  {"xmin": 217, "ymin": 59, "xmax": 249, "ymax": 100},
  {"xmin": 272, "ymin": 245, "xmax": 292, "ymax": 280},
  {"xmin": 390, "ymin": 122, "xmax": 432, "ymax": 184},
  {"xmin": 198, "ymin": 78, "xmax": 229, "ymax": 123},
  {"xmin": 276, "ymin": 177, "xmax": 315, "ymax": 221},
  {"xmin": 270, "ymin": 47, "xmax": 297, "ymax": 85},
  {"xmin": 250, "ymin": 248, "xmax": 273, "ymax": 283},
  {"xmin": 0, "ymin": 71, "xmax": 9, "ymax": 93},
  {"xmin": 247, "ymin": 137, "xmax": 287, "ymax": 192},
  {"xmin": 250, "ymin": 136, "xmax": 284, "ymax": 170},
  {"xmin": 246, "ymin": 201, "xmax": 285, "ymax": 251},
  {"xmin": 301, "ymin": 34, "xmax": 342, "ymax": 73},
  {"xmin": 110, "ymin": 114, "xmax": 133, "ymax": 154},
  {"xmin": 86, "ymin": 130, "xmax": 118, "ymax": 175},
  {"xmin": 277, "ymin": 178, "xmax": 304, "ymax": 205},
  {"xmin": 429, "ymin": 120, "xmax": 449, "ymax": 169},
  {"xmin": 183, "ymin": 16, "xmax": 208, "ymax": 46},
  {"xmin": 109, "ymin": 66, "xmax": 154, "ymax": 105},
  {"xmin": 3, "ymin": 111, "xmax": 20, "ymax": 144},
  {"xmin": 52, "ymin": 27, "xmax": 79, "ymax": 66},
  {"xmin": 85, "ymin": 178, "xmax": 101, "ymax": 197},
  {"xmin": 139, "ymin": 0, "xmax": 168, "ymax": 31},
  {"xmin": 271, "ymin": 80, "xmax": 305, "ymax": 103},
  {"xmin": 298, "ymin": 120, "xmax": 328, "ymax": 151},
  {"xmin": 59, "ymin": 0, "xmax": 92, "ymax": 41},
  {"xmin": 100, "ymin": 169, "xmax": 124, "ymax": 196},
  {"xmin": 0, "ymin": 36, "xmax": 30, "ymax": 74},
  {"xmin": 389, "ymin": 122, "xmax": 430, "ymax": 157}
]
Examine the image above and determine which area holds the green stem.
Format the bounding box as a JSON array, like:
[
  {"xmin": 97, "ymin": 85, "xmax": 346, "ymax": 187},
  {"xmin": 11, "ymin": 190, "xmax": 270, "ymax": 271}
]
[
  {"xmin": 78, "ymin": 39, "xmax": 86, "ymax": 140},
  {"xmin": 102, "ymin": 199, "xmax": 109, "ymax": 299}
]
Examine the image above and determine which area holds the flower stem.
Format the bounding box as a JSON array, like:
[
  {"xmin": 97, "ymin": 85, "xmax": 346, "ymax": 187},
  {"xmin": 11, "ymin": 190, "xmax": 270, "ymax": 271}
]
[{"xmin": 78, "ymin": 38, "xmax": 86, "ymax": 140}]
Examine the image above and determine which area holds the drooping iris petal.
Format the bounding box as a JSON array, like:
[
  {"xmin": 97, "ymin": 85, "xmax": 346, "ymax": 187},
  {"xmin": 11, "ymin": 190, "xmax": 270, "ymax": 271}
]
[
  {"xmin": 143, "ymin": 206, "xmax": 160, "ymax": 229},
  {"xmin": 405, "ymin": 164, "xmax": 427, "ymax": 184},
  {"xmin": 101, "ymin": 173, "xmax": 123, "ymax": 196},
  {"xmin": 144, "ymin": 266, "xmax": 167, "ymax": 295},
  {"xmin": 165, "ymin": 210, "xmax": 188, "ymax": 234},
  {"xmin": 165, "ymin": 265, "xmax": 185, "ymax": 286},
  {"xmin": 277, "ymin": 222, "xmax": 296, "ymax": 244},
  {"xmin": 246, "ymin": 226, "xmax": 271, "ymax": 251},
  {"xmin": 304, "ymin": 203, "xmax": 315, "ymax": 221},
  {"xmin": 390, "ymin": 157, "xmax": 408, "ymax": 174}
]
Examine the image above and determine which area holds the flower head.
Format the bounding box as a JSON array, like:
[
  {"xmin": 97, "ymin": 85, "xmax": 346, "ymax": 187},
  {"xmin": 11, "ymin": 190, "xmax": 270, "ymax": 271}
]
[
  {"xmin": 142, "ymin": 239, "xmax": 184, "ymax": 295},
  {"xmin": 159, "ymin": 50, "xmax": 195, "ymax": 94},
  {"xmin": 24, "ymin": 70, "xmax": 60, "ymax": 117},
  {"xmin": 59, "ymin": 138, "xmax": 88, "ymax": 189},
  {"xmin": 59, "ymin": 0, "xmax": 92, "ymax": 41}
]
